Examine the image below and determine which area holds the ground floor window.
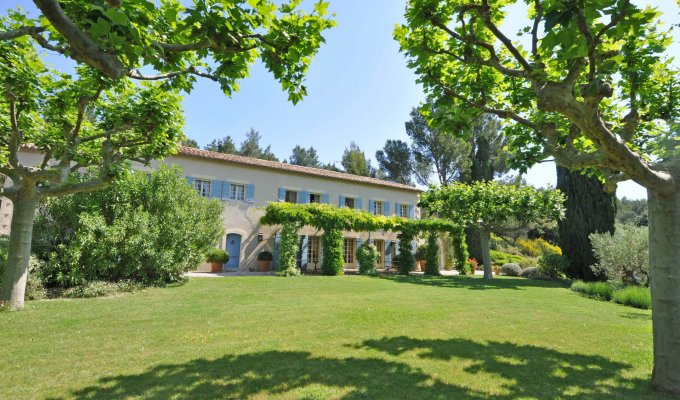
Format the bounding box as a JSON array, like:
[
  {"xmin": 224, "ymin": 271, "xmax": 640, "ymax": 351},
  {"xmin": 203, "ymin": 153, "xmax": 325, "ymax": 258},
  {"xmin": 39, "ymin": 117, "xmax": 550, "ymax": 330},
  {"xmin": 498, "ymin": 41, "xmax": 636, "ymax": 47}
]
[
  {"xmin": 194, "ymin": 179, "xmax": 211, "ymax": 197},
  {"xmin": 308, "ymin": 236, "xmax": 321, "ymax": 264},
  {"xmin": 375, "ymin": 240, "xmax": 384, "ymax": 264},
  {"xmin": 343, "ymin": 238, "xmax": 356, "ymax": 264}
]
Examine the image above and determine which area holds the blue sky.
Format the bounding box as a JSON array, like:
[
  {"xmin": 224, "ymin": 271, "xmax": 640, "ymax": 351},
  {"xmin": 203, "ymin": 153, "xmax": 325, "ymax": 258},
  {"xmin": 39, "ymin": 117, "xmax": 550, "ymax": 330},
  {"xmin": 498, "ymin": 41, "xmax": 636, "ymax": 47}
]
[{"xmin": 5, "ymin": 1, "xmax": 679, "ymax": 199}]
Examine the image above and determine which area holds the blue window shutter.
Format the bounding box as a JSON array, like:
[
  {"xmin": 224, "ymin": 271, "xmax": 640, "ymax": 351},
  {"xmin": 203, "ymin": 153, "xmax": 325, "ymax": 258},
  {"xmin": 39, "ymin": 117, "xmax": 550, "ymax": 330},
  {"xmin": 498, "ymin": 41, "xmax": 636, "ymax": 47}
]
[
  {"xmin": 384, "ymin": 201, "xmax": 391, "ymax": 216},
  {"xmin": 395, "ymin": 240, "xmax": 400, "ymax": 254},
  {"xmin": 409, "ymin": 204, "xmax": 415, "ymax": 219},
  {"xmin": 339, "ymin": 195, "xmax": 345, "ymax": 207},
  {"xmin": 395, "ymin": 202, "xmax": 401, "ymax": 217},
  {"xmin": 385, "ymin": 241, "xmax": 392, "ymax": 265},
  {"xmin": 356, "ymin": 198, "xmax": 363, "ymax": 210},
  {"xmin": 368, "ymin": 199, "xmax": 375, "ymax": 214},
  {"xmin": 321, "ymin": 193, "xmax": 329, "ymax": 204},
  {"xmin": 246, "ymin": 184, "xmax": 255, "ymax": 203},
  {"xmin": 299, "ymin": 191, "xmax": 309, "ymax": 204},
  {"xmin": 278, "ymin": 188, "xmax": 286, "ymax": 202},
  {"xmin": 356, "ymin": 238, "xmax": 363, "ymax": 269},
  {"xmin": 222, "ymin": 181, "xmax": 231, "ymax": 201},
  {"xmin": 211, "ymin": 180, "xmax": 222, "ymax": 199},
  {"xmin": 186, "ymin": 176, "xmax": 195, "ymax": 186}
]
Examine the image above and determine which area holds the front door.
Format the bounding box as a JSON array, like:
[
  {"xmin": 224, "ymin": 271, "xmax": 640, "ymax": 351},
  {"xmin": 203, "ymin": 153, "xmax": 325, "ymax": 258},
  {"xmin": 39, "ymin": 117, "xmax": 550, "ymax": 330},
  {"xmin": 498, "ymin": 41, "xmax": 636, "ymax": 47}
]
[{"xmin": 225, "ymin": 234, "xmax": 242, "ymax": 268}]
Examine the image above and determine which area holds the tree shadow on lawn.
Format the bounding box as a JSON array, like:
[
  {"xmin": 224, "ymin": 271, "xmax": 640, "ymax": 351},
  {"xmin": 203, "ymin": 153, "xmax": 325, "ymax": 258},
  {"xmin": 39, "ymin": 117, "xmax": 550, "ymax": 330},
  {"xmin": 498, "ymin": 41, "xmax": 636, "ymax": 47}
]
[
  {"xmin": 355, "ymin": 336, "xmax": 659, "ymax": 399},
  {"xmin": 382, "ymin": 274, "xmax": 568, "ymax": 291},
  {"xmin": 59, "ymin": 338, "xmax": 657, "ymax": 400}
]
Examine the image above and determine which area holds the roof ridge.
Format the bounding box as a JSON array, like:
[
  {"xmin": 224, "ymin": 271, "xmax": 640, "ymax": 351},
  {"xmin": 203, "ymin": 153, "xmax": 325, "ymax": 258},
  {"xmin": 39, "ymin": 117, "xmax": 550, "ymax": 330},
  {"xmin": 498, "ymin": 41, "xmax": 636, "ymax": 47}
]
[{"xmin": 177, "ymin": 146, "xmax": 421, "ymax": 192}]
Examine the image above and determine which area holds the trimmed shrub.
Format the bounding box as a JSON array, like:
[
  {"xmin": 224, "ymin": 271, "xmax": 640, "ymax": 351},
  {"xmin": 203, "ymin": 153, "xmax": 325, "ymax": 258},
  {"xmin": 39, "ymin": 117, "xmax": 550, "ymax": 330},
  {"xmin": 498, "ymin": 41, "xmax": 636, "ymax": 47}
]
[
  {"xmin": 537, "ymin": 252, "xmax": 568, "ymax": 279},
  {"xmin": 490, "ymin": 250, "xmax": 523, "ymax": 266},
  {"xmin": 206, "ymin": 249, "xmax": 229, "ymax": 264},
  {"xmin": 612, "ymin": 286, "xmax": 652, "ymax": 309},
  {"xmin": 519, "ymin": 267, "xmax": 545, "ymax": 279},
  {"xmin": 357, "ymin": 241, "xmax": 379, "ymax": 275},
  {"xmin": 590, "ymin": 225, "xmax": 649, "ymax": 286},
  {"xmin": 467, "ymin": 258, "xmax": 478, "ymax": 273},
  {"xmin": 500, "ymin": 263, "xmax": 522, "ymax": 277},
  {"xmin": 424, "ymin": 233, "xmax": 440, "ymax": 275},
  {"xmin": 396, "ymin": 233, "xmax": 415, "ymax": 275},
  {"xmin": 451, "ymin": 229, "xmax": 470, "ymax": 275},
  {"xmin": 570, "ymin": 280, "xmax": 614, "ymax": 301},
  {"xmin": 321, "ymin": 228, "xmax": 344, "ymax": 276}
]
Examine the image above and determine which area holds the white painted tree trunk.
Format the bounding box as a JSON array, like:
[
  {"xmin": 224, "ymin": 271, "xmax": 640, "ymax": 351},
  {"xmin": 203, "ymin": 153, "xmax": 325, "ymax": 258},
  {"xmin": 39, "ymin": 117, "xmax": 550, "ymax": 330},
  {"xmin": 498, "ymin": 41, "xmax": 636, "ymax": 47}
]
[
  {"xmin": 478, "ymin": 227, "xmax": 493, "ymax": 280},
  {"xmin": 1, "ymin": 197, "xmax": 39, "ymax": 310},
  {"xmin": 649, "ymin": 188, "xmax": 680, "ymax": 395}
]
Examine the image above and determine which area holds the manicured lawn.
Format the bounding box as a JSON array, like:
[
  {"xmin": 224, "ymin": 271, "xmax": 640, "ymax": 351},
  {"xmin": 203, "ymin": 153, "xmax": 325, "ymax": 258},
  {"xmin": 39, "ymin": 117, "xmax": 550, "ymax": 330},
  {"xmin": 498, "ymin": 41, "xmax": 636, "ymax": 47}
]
[{"xmin": 0, "ymin": 275, "xmax": 664, "ymax": 399}]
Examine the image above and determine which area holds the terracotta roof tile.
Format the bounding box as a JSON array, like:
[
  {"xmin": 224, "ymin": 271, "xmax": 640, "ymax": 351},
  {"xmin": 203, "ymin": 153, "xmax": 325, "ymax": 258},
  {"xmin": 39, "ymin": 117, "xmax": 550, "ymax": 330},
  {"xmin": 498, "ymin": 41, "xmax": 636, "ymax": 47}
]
[{"xmin": 177, "ymin": 146, "xmax": 421, "ymax": 192}]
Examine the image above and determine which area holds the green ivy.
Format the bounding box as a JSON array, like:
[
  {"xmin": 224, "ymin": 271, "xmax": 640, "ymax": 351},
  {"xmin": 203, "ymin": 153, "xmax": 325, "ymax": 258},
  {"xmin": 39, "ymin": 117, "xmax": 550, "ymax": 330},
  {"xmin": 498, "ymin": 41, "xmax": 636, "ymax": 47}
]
[
  {"xmin": 424, "ymin": 233, "xmax": 440, "ymax": 275},
  {"xmin": 277, "ymin": 222, "xmax": 302, "ymax": 277},
  {"xmin": 321, "ymin": 228, "xmax": 344, "ymax": 276}
]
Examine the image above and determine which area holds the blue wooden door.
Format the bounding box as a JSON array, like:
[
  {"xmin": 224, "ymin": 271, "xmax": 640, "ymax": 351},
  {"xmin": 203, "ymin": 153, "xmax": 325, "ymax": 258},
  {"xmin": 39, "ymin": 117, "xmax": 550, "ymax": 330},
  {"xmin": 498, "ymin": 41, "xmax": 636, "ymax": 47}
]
[{"xmin": 225, "ymin": 234, "xmax": 241, "ymax": 268}]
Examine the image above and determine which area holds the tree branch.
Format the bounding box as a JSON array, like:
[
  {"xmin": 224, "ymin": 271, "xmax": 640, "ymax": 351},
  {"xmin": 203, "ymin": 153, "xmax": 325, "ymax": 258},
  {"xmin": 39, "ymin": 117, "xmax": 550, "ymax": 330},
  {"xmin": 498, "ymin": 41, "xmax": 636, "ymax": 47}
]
[
  {"xmin": 531, "ymin": 0, "xmax": 543, "ymax": 59},
  {"xmin": 37, "ymin": 177, "xmax": 111, "ymax": 197},
  {"xmin": 127, "ymin": 67, "xmax": 219, "ymax": 82},
  {"xmin": 479, "ymin": 0, "xmax": 533, "ymax": 72},
  {"xmin": 595, "ymin": 0, "xmax": 631, "ymax": 43},
  {"xmin": 32, "ymin": 0, "xmax": 125, "ymax": 78}
]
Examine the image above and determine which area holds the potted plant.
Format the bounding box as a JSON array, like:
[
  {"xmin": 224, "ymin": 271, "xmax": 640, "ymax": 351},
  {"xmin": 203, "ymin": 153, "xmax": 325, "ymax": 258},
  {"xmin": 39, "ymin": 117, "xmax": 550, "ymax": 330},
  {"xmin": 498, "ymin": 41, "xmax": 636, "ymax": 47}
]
[
  {"xmin": 415, "ymin": 245, "xmax": 427, "ymax": 272},
  {"xmin": 206, "ymin": 248, "xmax": 229, "ymax": 273},
  {"xmin": 257, "ymin": 251, "xmax": 273, "ymax": 272}
]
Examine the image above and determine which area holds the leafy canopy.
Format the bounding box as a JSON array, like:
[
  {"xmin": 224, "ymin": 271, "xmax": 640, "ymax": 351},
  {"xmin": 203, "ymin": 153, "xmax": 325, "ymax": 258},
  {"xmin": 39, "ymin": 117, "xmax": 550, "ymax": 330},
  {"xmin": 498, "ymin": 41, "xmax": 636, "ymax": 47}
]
[
  {"xmin": 396, "ymin": 0, "xmax": 679, "ymax": 194},
  {"xmin": 419, "ymin": 181, "xmax": 565, "ymax": 230}
]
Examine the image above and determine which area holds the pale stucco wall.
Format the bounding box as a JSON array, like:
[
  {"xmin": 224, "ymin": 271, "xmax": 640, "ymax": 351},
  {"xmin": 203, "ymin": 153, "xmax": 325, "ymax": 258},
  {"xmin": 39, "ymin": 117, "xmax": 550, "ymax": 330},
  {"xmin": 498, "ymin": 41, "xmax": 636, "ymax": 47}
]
[{"xmin": 5, "ymin": 150, "xmax": 427, "ymax": 272}]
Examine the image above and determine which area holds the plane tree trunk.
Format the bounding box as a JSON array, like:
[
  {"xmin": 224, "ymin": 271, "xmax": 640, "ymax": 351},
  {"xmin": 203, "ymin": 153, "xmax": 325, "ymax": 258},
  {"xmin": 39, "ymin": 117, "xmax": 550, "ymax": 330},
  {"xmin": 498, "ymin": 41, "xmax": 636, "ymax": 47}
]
[
  {"xmin": 649, "ymin": 188, "xmax": 680, "ymax": 394},
  {"xmin": 478, "ymin": 227, "xmax": 493, "ymax": 280},
  {"xmin": 1, "ymin": 194, "xmax": 39, "ymax": 310}
]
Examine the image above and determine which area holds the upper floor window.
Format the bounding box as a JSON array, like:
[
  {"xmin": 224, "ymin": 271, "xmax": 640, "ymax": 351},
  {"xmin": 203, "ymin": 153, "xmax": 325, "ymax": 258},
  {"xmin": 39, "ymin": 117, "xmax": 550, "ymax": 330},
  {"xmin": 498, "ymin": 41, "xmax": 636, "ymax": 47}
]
[
  {"xmin": 285, "ymin": 190, "xmax": 298, "ymax": 203},
  {"xmin": 372, "ymin": 201, "xmax": 384, "ymax": 216},
  {"xmin": 310, "ymin": 193, "xmax": 322, "ymax": 203},
  {"xmin": 195, "ymin": 179, "xmax": 211, "ymax": 197},
  {"xmin": 398, "ymin": 204, "xmax": 409, "ymax": 218},
  {"xmin": 230, "ymin": 184, "xmax": 245, "ymax": 201},
  {"xmin": 344, "ymin": 197, "xmax": 355, "ymax": 209}
]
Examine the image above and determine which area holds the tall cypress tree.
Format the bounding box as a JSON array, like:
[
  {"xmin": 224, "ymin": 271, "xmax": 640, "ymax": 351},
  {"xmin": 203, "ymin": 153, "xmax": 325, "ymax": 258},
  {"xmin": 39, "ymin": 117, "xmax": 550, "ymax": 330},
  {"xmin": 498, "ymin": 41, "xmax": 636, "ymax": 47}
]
[{"xmin": 556, "ymin": 166, "xmax": 616, "ymax": 280}]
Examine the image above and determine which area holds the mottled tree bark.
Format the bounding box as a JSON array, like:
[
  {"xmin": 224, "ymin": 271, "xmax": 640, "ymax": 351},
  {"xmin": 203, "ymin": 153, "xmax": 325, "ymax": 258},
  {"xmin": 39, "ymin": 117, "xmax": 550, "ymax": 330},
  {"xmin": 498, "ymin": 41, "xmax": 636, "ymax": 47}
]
[
  {"xmin": 478, "ymin": 227, "xmax": 493, "ymax": 280},
  {"xmin": 1, "ymin": 196, "xmax": 39, "ymax": 310},
  {"xmin": 649, "ymin": 189, "xmax": 680, "ymax": 395},
  {"xmin": 556, "ymin": 166, "xmax": 616, "ymax": 280}
]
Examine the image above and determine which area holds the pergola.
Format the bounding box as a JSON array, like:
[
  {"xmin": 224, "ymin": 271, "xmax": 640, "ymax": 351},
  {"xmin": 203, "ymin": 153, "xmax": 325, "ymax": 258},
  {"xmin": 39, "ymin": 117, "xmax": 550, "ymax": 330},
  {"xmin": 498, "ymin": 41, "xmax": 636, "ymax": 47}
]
[{"xmin": 260, "ymin": 202, "xmax": 462, "ymax": 275}]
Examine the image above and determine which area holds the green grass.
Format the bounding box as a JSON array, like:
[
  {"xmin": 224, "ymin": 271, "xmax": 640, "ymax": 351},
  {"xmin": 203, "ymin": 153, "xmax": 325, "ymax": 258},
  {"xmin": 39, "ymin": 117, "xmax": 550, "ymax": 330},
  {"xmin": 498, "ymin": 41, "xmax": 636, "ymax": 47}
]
[
  {"xmin": 0, "ymin": 275, "xmax": 664, "ymax": 399},
  {"xmin": 613, "ymin": 286, "xmax": 652, "ymax": 309}
]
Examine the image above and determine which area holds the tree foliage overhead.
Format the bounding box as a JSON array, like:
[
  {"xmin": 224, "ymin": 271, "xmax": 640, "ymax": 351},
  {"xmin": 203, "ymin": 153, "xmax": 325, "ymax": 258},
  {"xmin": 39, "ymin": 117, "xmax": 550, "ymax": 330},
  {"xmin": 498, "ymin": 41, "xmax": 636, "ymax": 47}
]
[
  {"xmin": 395, "ymin": 0, "xmax": 678, "ymax": 193},
  {"xmin": 2, "ymin": 0, "xmax": 335, "ymax": 103}
]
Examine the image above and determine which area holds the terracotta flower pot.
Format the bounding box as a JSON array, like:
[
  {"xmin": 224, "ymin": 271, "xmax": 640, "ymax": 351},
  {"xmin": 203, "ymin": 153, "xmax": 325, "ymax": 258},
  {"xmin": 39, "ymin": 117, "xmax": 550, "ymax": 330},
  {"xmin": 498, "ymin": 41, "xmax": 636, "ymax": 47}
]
[{"xmin": 210, "ymin": 262, "xmax": 222, "ymax": 273}]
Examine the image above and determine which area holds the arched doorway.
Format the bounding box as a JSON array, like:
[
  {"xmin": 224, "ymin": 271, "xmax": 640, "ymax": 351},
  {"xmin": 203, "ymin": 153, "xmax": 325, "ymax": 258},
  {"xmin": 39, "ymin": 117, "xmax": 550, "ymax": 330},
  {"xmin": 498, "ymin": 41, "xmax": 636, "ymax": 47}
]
[{"xmin": 225, "ymin": 233, "xmax": 242, "ymax": 268}]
